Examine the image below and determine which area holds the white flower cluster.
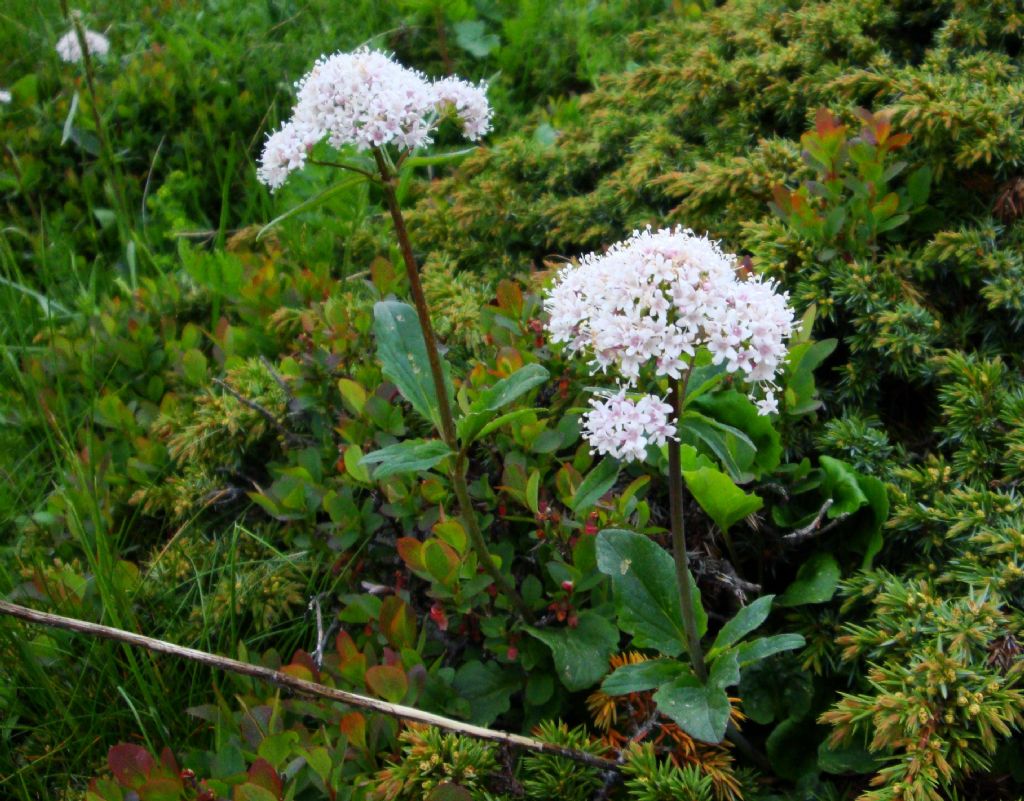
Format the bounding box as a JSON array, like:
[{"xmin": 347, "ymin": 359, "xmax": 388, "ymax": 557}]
[
  {"xmin": 582, "ymin": 391, "xmax": 676, "ymax": 462},
  {"xmin": 55, "ymin": 29, "xmax": 110, "ymax": 64},
  {"xmin": 0, "ymin": 90, "xmax": 10, "ymax": 105},
  {"xmin": 257, "ymin": 49, "xmax": 492, "ymax": 190},
  {"xmin": 545, "ymin": 226, "xmax": 796, "ymax": 459}
]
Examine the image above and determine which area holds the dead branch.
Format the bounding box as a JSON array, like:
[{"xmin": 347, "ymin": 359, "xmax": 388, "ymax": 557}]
[{"xmin": 0, "ymin": 600, "xmax": 616, "ymax": 771}]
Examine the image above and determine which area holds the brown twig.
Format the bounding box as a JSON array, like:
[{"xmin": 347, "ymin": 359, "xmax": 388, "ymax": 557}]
[
  {"xmin": 0, "ymin": 600, "xmax": 615, "ymax": 770},
  {"xmin": 782, "ymin": 499, "xmax": 850, "ymax": 544}
]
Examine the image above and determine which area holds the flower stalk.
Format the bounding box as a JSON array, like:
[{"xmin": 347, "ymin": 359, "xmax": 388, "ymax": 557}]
[
  {"xmin": 667, "ymin": 373, "xmax": 708, "ymax": 682},
  {"xmin": 372, "ymin": 149, "xmax": 531, "ymax": 619}
]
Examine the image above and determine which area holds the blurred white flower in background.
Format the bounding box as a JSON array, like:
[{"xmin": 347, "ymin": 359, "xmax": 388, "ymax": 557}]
[{"xmin": 56, "ymin": 28, "xmax": 110, "ymax": 63}]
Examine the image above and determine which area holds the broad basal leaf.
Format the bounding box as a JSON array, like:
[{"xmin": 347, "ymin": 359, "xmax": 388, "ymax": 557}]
[
  {"xmin": 596, "ymin": 529, "xmax": 705, "ymax": 657},
  {"xmin": 527, "ymin": 611, "xmax": 619, "ymax": 691},
  {"xmin": 374, "ymin": 301, "xmax": 453, "ymax": 432},
  {"xmin": 653, "ymin": 677, "xmax": 731, "ymax": 744}
]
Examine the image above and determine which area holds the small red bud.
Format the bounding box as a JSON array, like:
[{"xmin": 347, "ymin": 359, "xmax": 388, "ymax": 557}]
[
  {"xmin": 486, "ymin": 584, "xmax": 498, "ymax": 598},
  {"xmin": 498, "ymin": 504, "xmax": 507, "ymax": 517},
  {"xmin": 429, "ymin": 603, "xmax": 449, "ymax": 632},
  {"xmin": 567, "ymin": 613, "xmax": 579, "ymax": 628},
  {"xmin": 506, "ymin": 646, "xmax": 519, "ymax": 660},
  {"xmin": 561, "ymin": 580, "xmax": 575, "ymax": 593}
]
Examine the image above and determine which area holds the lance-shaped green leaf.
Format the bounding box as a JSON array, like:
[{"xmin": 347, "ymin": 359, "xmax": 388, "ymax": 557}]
[
  {"xmin": 707, "ymin": 594, "xmax": 775, "ymax": 659},
  {"xmin": 679, "ymin": 410, "xmax": 757, "ymax": 482},
  {"xmin": 602, "ymin": 658, "xmax": 691, "ymax": 696},
  {"xmin": 689, "ymin": 390, "xmax": 782, "ymax": 479},
  {"xmin": 360, "ymin": 439, "xmax": 454, "ymax": 479},
  {"xmin": 457, "ymin": 364, "xmax": 549, "ymax": 443},
  {"xmin": 568, "ymin": 458, "xmax": 620, "ymax": 513},
  {"xmin": 734, "ymin": 633, "xmax": 806, "ymax": 665},
  {"xmin": 374, "ymin": 301, "xmax": 454, "ymax": 432},
  {"xmin": 596, "ymin": 529, "xmax": 705, "ymax": 657},
  {"xmin": 257, "ymin": 174, "xmax": 363, "ymax": 239}
]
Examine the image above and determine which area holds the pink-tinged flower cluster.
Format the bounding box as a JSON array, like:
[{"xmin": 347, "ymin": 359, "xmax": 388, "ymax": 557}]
[
  {"xmin": 582, "ymin": 391, "xmax": 677, "ymax": 462},
  {"xmin": 55, "ymin": 29, "xmax": 110, "ymax": 63},
  {"xmin": 545, "ymin": 226, "xmax": 795, "ymax": 459},
  {"xmin": 257, "ymin": 49, "xmax": 492, "ymax": 190},
  {"xmin": 546, "ymin": 226, "xmax": 794, "ymax": 401}
]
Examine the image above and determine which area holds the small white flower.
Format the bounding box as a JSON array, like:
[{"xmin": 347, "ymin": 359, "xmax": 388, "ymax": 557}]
[
  {"xmin": 756, "ymin": 390, "xmax": 779, "ymax": 416},
  {"xmin": 257, "ymin": 48, "xmax": 492, "ymax": 191},
  {"xmin": 55, "ymin": 28, "xmax": 110, "ymax": 64},
  {"xmin": 0, "ymin": 90, "xmax": 10, "ymax": 104},
  {"xmin": 544, "ymin": 226, "xmax": 796, "ymax": 416}
]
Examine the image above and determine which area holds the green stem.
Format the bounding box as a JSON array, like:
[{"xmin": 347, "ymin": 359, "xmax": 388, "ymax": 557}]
[
  {"xmin": 61, "ymin": 4, "xmax": 136, "ymax": 279},
  {"xmin": 668, "ymin": 373, "xmax": 708, "ymax": 682},
  {"xmin": 371, "ymin": 148, "xmax": 530, "ymax": 619}
]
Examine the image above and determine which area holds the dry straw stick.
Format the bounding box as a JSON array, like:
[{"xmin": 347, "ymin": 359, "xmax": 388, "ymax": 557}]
[{"xmin": 0, "ymin": 600, "xmax": 616, "ymax": 771}]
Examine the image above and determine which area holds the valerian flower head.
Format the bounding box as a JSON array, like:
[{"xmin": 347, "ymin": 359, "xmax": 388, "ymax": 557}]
[
  {"xmin": 257, "ymin": 48, "xmax": 492, "ymax": 190},
  {"xmin": 582, "ymin": 391, "xmax": 677, "ymax": 463},
  {"xmin": 545, "ymin": 226, "xmax": 796, "ymax": 460},
  {"xmin": 55, "ymin": 29, "xmax": 110, "ymax": 63}
]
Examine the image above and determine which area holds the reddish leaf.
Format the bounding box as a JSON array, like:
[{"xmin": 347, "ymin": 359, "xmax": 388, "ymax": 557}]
[
  {"xmin": 232, "ymin": 783, "xmax": 278, "ymax": 801},
  {"xmin": 422, "ymin": 539, "xmax": 460, "ymax": 586},
  {"xmin": 814, "ymin": 107, "xmax": 843, "ymax": 136},
  {"xmin": 108, "ymin": 744, "xmax": 155, "ymax": 789},
  {"xmin": 340, "ymin": 712, "xmax": 367, "ymax": 751},
  {"xmin": 365, "ymin": 664, "xmax": 409, "ymax": 703},
  {"xmin": 247, "ymin": 758, "xmax": 282, "ymax": 798},
  {"xmin": 289, "ymin": 649, "xmax": 319, "ymax": 681},
  {"xmin": 335, "ymin": 630, "xmax": 361, "ymax": 664},
  {"xmin": 138, "ymin": 776, "xmax": 185, "ymax": 801},
  {"xmin": 886, "ymin": 132, "xmax": 911, "ymax": 151},
  {"xmin": 336, "ymin": 640, "xmax": 367, "ymax": 685},
  {"xmin": 495, "ymin": 279, "xmax": 523, "ymax": 315},
  {"xmin": 396, "ymin": 537, "xmax": 426, "ymax": 574},
  {"xmin": 380, "ymin": 596, "xmax": 417, "ymax": 651},
  {"xmin": 279, "ymin": 662, "xmax": 313, "ymax": 681},
  {"xmin": 771, "ymin": 184, "xmax": 791, "ymax": 209},
  {"xmin": 495, "ymin": 346, "xmax": 524, "ymax": 376},
  {"xmin": 158, "ymin": 747, "xmax": 179, "ymax": 776},
  {"xmin": 428, "ymin": 783, "xmax": 473, "ymax": 801}
]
